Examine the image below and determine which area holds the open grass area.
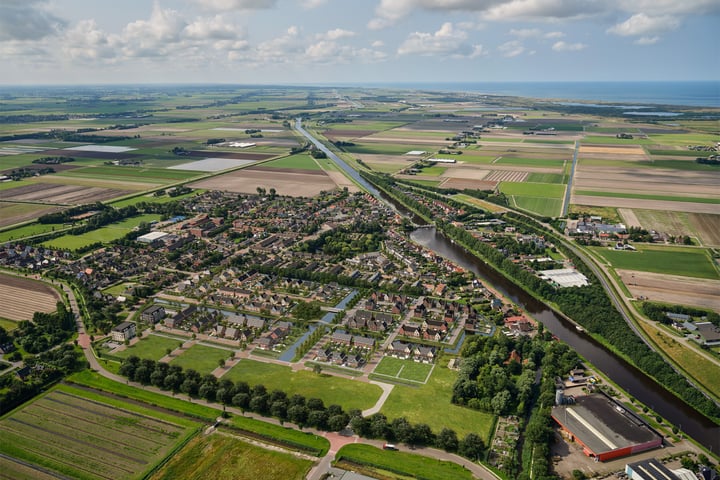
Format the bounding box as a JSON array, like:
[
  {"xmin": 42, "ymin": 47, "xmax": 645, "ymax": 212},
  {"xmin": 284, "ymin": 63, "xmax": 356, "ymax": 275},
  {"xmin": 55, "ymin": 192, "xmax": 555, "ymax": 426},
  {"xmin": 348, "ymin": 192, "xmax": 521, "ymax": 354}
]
[
  {"xmin": 527, "ymin": 172, "xmax": 565, "ymax": 184},
  {"xmin": 114, "ymin": 334, "xmax": 183, "ymax": 361},
  {"xmin": 499, "ymin": 182, "xmax": 565, "ymax": 198},
  {"xmin": 109, "ymin": 189, "xmax": 202, "ymax": 208},
  {"xmin": 581, "ymin": 135, "xmax": 653, "ymax": 145},
  {"xmin": 60, "ymin": 165, "xmax": 201, "ymax": 183},
  {"xmin": 335, "ymin": 444, "xmax": 474, "ymax": 480},
  {"xmin": 407, "ymin": 179, "xmax": 442, "ymax": 187},
  {"xmin": 149, "ymin": 433, "xmax": 313, "ymax": 480},
  {"xmin": 417, "ymin": 166, "xmax": 447, "ymax": 176},
  {"xmin": 574, "ymin": 190, "xmax": 720, "ymax": 205},
  {"xmin": 512, "ymin": 196, "xmax": 563, "ymax": 217},
  {"xmin": 381, "ymin": 365, "xmax": 495, "ymax": 440},
  {"xmin": 226, "ymin": 416, "xmax": 329, "ymax": 456},
  {"xmin": 590, "ymin": 246, "xmax": 719, "ymax": 279},
  {"xmin": 170, "ymin": 344, "xmax": 233, "ymax": 374},
  {"xmin": 0, "ymin": 222, "xmax": 67, "ymax": 242},
  {"xmin": 40, "ymin": 213, "xmax": 162, "ymax": 250},
  {"xmin": 344, "ymin": 143, "xmax": 441, "ymax": 155},
  {"xmin": 453, "ymin": 194, "xmax": 507, "ymax": 213},
  {"xmin": 225, "ymin": 359, "xmax": 381, "ymax": 412},
  {"xmin": 0, "ymin": 317, "xmax": 18, "ymax": 331},
  {"xmin": 372, "ymin": 357, "xmax": 434, "ymax": 383},
  {"xmin": 261, "ymin": 154, "xmax": 322, "ymax": 170},
  {"xmin": 0, "ymin": 384, "xmax": 199, "ymax": 480},
  {"xmin": 495, "ymin": 157, "xmax": 566, "ymax": 168},
  {"xmin": 457, "ymin": 155, "xmax": 497, "ymax": 164}
]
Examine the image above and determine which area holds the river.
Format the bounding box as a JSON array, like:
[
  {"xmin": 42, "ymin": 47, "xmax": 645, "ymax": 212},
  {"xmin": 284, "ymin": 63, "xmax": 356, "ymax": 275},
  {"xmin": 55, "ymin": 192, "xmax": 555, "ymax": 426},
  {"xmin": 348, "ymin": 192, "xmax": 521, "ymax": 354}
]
[{"xmin": 410, "ymin": 226, "xmax": 720, "ymax": 453}]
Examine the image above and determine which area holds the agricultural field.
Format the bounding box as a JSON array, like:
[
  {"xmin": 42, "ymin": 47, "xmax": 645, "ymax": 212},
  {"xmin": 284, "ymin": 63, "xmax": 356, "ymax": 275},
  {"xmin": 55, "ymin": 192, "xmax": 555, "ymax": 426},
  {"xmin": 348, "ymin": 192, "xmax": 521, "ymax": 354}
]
[
  {"xmin": 380, "ymin": 364, "xmax": 495, "ymax": 439},
  {"xmin": 513, "ymin": 196, "xmax": 563, "ymax": 217},
  {"xmin": 113, "ymin": 334, "xmax": 185, "ymax": 361},
  {"xmin": 150, "ymin": 433, "xmax": 313, "ymax": 480},
  {"xmin": 0, "ymin": 273, "xmax": 60, "ymax": 322},
  {"xmin": 0, "ymin": 385, "xmax": 199, "ymax": 480},
  {"xmin": 0, "ymin": 202, "xmax": 64, "ymax": 229},
  {"xmin": 619, "ymin": 270, "xmax": 720, "ymax": 312},
  {"xmin": 189, "ymin": 165, "xmax": 338, "ymax": 197},
  {"xmin": 590, "ymin": 246, "xmax": 718, "ymax": 279},
  {"xmin": 41, "ymin": 213, "xmax": 161, "ymax": 251},
  {"xmin": 371, "ymin": 357, "xmax": 434, "ymax": 383},
  {"xmin": 224, "ymin": 359, "xmax": 381, "ymax": 412},
  {"xmin": 0, "ymin": 222, "xmax": 67, "ymax": 242},
  {"xmin": 261, "ymin": 153, "xmax": 322, "ymax": 170},
  {"xmin": 170, "ymin": 343, "xmax": 233, "ymax": 374}
]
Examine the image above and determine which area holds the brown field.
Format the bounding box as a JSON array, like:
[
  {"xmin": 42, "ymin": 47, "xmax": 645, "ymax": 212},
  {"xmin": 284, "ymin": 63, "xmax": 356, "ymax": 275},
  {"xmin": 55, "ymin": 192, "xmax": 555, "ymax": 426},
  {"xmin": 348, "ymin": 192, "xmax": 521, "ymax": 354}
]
[
  {"xmin": 1, "ymin": 183, "xmax": 130, "ymax": 205},
  {"xmin": 441, "ymin": 178, "xmax": 498, "ymax": 190},
  {"xmin": 323, "ymin": 129, "xmax": 378, "ymax": 138},
  {"xmin": 689, "ymin": 213, "xmax": 720, "ymax": 246},
  {"xmin": 618, "ymin": 269, "xmax": 720, "ymax": 311},
  {"xmin": 189, "ymin": 166, "xmax": 338, "ymax": 197},
  {"xmin": 579, "ymin": 145, "xmax": 646, "ymax": 155},
  {"xmin": 0, "ymin": 273, "xmax": 60, "ymax": 321},
  {"xmin": 325, "ymin": 171, "xmax": 360, "ymax": 192},
  {"xmin": 484, "ymin": 170, "xmax": 528, "ymax": 182},
  {"xmin": 618, "ymin": 208, "xmax": 642, "ymax": 228},
  {"xmin": 440, "ymin": 167, "xmax": 490, "ymax": 180},
  {"xmin": 187, "ymin": 151, "xmax": 276, "ymax": 161},
  {"xmin": 571, "ymin": 195, "xmax": 719, "ymax": 214},
  {"xmin": 574, "ymin": 166, "xmax": 720, "ymax": 198},
  {"xmin": 0, "ymin": 203, "xmax": 64, "ymax": 228}
]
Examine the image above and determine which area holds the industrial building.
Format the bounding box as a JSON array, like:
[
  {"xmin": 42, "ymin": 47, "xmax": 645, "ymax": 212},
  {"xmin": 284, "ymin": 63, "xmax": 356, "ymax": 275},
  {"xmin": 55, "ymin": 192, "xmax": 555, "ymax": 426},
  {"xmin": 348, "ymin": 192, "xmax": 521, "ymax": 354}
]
[
  {"xmin": 625, "ymin": 458, "xmax": 696, "ymax": 480},
  {"xmin": 552, "ymin": 394, "xmax": 663, "ymax": 462}
]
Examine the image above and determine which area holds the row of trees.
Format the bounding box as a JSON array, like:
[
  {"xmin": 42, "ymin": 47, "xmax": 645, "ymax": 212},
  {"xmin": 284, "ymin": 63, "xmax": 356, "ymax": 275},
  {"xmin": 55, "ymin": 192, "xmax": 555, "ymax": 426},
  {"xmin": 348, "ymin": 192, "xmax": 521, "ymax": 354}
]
[
  {"xmin": 117, "ymin": 356, "xmax": 485, "ymax": 457},
  {"xmin": 13, "ymin": 302, "xmax": 76, "ymax": 354}
]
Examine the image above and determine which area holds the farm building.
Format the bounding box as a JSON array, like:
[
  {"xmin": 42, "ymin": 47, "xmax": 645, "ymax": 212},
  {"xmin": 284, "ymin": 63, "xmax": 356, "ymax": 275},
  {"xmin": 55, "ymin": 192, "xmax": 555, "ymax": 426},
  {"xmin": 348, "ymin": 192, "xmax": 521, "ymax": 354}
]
[
  {"xmin": 552, "ymin": 394, "xmax": 662, "ymax": 462},
  {"xmin": 539, "ymin": 268, "xmax": 589, "ymax": 288},
  {"xmin": 111, "ymin": 321, "xmax": 137, "ymax": 342},
  {"xmin": 427, "ymin": 158, "xmax": 457, "ymax": 164},
  {"xmin": 137, "ymin": 231, "xmax": 169, "ymax": 244},
  {"xmin": 625, "ymin": 458, "xmax": 694, "ymax": 480}
]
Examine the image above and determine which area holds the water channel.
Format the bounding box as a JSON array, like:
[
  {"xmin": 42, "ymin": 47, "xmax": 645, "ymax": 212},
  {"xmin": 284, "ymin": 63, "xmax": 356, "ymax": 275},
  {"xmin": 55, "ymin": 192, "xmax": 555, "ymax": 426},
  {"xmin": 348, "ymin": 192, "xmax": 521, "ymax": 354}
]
[{"xmin": 410, "ymin": 226, "xmax": 719, "ymax": 453}]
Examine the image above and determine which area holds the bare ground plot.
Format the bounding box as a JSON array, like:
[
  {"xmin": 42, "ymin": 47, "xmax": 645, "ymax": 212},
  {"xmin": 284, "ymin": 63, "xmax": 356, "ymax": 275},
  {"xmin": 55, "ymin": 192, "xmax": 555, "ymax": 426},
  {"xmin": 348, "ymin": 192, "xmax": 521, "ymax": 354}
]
[
  {"xmin": 618, "ymin": 269, "xmax": 720, "ymax": 311},
  {"xmin": 0, "ymin": 273, "xmax": 60, "ymax": 321},
  {"xmin": 632, "ymin": 209, "xmax": 693, "ymax": 239},
  {"xmin": 187, "ymin": 151, "xmax": 276, "ymax": 161},
  {"xmin": 326, "ymin": 171, "xmax": 360, "ymax": 192},
  {"xmin": 571, "ymin": 195, "xmax": 720, "ymax": 214},
  {"xmin": 0, "ymin": 183, "xmax": 130, "ymax": 205},
  {"xmin": 189, "ymin": 167, "xmax": 338, "ymax": 197},
  {"xmin": 574, "ymin": 167, "xmax": 720, "ymax": 198},
  {"xmin": 618, "ymin": 208, "xmax": 642, "ymax": 228},
  {"xmin": 484, "ymin": 170, "xmax": 528, "ymax": 182},
  {"xmin": 38, "ymin": 175, "xmax": 158, "ymax": 191},
  {"xmin": 689, "ymin": 213, "xmax": 720, "ymax": 246},
  {"xmin": 0, "ymin": 203, "xmax": 63, "ymax": 228},
  {"xmin": 578, "ymin": 145, "xmax": 646, "ymax": 156},
  {"xmin": 441, "ymin": 178, "xmax": 498, "ymax": 190},
  {"xmin": 440, "ymin": 167, "xmax": 490, "ymax": 180}
]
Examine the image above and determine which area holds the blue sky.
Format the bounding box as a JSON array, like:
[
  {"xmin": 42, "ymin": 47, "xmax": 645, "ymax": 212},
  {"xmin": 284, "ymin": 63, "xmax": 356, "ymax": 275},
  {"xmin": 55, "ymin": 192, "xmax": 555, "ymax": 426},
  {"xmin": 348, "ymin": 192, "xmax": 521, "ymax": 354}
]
[{"xmin": 1, "ymin": 0, "xmax": 718, "ymax": 84}]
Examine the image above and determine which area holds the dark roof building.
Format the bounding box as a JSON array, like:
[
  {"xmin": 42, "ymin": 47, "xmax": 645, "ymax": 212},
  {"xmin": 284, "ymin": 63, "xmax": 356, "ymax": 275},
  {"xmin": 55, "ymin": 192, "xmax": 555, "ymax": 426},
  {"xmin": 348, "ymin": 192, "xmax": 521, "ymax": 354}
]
[
  {"xmin": 551, "ymin": 394, "xmax": 662, "ymax": 462},
  {"xmin": 625, "ymin": 458, "xmax": 680, "ymax": 480}
]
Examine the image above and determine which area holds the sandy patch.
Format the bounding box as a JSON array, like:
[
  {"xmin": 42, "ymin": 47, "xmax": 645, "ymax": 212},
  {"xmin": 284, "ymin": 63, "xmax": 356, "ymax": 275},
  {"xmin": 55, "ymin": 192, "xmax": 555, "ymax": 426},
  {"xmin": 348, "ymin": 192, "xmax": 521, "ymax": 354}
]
[
  {"xmin": 326, "ymin": 171, "xmax": 360, "ymax": 192},
  {"xmin": 440, "ymin": 167, "xmax": 490, "ymax": 180},
  {"xmin": 618, "ymin": 269, "xmax": 720, "ymax": 311}
]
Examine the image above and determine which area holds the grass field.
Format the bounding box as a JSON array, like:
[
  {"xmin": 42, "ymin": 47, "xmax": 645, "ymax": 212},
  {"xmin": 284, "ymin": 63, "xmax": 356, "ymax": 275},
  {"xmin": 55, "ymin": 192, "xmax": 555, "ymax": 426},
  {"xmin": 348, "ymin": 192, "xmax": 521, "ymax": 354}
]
[
  {"xmin": 261, "ymin": 154, "xmax": 322, "ymax": 170},
  {"xmin": 335, "ymin": 444, "xmax": 474, "ymax": 480},
  {"xmin": 150, "ymin": 433, "xmax": 313, "ymax": 480},
  {"xmin": 109, "ymin": 190, "xmax": 202, "ymax": 208},
  {"xmin": 512, "ymin": 196, "xmax": 563, "ymax": 217},
  {"xmin": 581, "ymin": 136, "xmax": 653, "ymax": 145},
  {"xmin": 344, "ymin": 143, "xmax": 440, "ymax": 155},
  {"xmin": 0, "ymin": 222, "xmax": 67, "ymax": 242},
  {"xmin": 224, "ymin": 359, "xmax": 381, "ymax": 411},
  {"xmin": 457, "ymin": 155, "xmax": 497, "ymax": 164},
  {"xmin": 590, "ymin": 246, "xmax": 719, "ymax": 279},
  {"xmin": 226, "ymin": 416, "xmax": 329, "ymax": 456},
  {"xmin": 574, "ymin": 190, "xmax": 720, "ymax": 205},
  {"xmin": 114, "ymin": 334, "xmax": 183, "ymax": 361},
  {"xmin": 418, "ymin": 166, "xmax": 447, "ymax": 176},
  {"xmin": 41, "ymin": 213, "xmax": 162, "ymax": 250},
  {"xmin": 381, "ymin": 365, "xmax": 495, "ymax": 439},
  {"xmin": 0, "ymin": 384, "xmax": 199, "ymax": 480},
  {"xmin": 372, "ymin": 357, "xmax": 434, "ymax": 383},
  {"xmin": 499, "ymin": 182, "xmax": 565, "ymax": 198},
  {"xmin": 60, "ymin": 166, "xmax": 200, "ymax": 183},
  {"xmin": 170, "ymin": 344, "xmax": 233, "ymax": 374},
  {"xmin": 527, "ymin": 173, "xmax": 565, "ymax": 184}
]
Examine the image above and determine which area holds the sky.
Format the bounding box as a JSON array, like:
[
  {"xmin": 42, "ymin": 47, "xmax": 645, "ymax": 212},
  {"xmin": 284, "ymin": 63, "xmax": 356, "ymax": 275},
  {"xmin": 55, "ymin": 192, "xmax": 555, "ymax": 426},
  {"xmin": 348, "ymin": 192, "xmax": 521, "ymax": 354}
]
[{"xmin": 0, "ymin": 0, "xmax": 718, "ymax": 85}]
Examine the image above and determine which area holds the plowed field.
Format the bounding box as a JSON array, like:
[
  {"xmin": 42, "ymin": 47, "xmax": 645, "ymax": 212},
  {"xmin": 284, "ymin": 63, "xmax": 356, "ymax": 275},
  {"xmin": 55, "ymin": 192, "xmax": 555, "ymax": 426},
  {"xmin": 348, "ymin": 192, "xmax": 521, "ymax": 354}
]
[{"xmin": 0, "ymin": 274, "xmax": 60, "ymax": 321}]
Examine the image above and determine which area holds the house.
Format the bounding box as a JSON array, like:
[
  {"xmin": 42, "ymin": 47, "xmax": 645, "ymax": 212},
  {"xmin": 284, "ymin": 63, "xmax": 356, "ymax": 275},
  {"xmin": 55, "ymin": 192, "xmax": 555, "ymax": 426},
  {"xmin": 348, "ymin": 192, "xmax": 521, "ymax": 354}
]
[
  {"xmin": 256, "ymin": 336, "xmax": 274, "ymax": 350},
  {"xmin": 224, "ymin": 326, "xmax": 240, "ymax": 340},
  {"xmin": 423, "ymin": 328, "xmax": 443, "ymax": 342},
  {"xmin": 331, "ymin": 331, "xmax": 352, "ymax": 345},
  {"xmin": 346, "ymin": 354, "xmax": 363, "ymax": 368},
  {"xmin": 141, "ymin": 304, "xmax": 166, "ymax": 323},
  {"xmin": 316, "ymin": 348, "xmax": 331, "ymax": 362},
  {"xmin": 214, "ymin": 324, "xmax": 226, "ymax": 337},
  {"xmin": 245, "ymin": 317, "xmax": 266, "ymax": 330},
  {"xmin": 423, "ymin": 319, "xmax": 448, "ymax": 332},
  {"xmin": 399, "ymin": 323, "xmax": 421, "ymax": 338},
  {"xmin": 330, "ymin": 351, "xmax": 347, "ymax": 365},
  {"xmin": 111, "ymin": 321, "xmax": 137, "ymax": 342},
  {"xmin": 353, "ymin": 336, "xmax": 375, "ymax": 349},
  {"xmin": 414, "ymin": 345, "xmax": 436, "ymax": 363},
  {"xmin": 389, "ymin": 340, "xmax": 412, "ymax": 359}
]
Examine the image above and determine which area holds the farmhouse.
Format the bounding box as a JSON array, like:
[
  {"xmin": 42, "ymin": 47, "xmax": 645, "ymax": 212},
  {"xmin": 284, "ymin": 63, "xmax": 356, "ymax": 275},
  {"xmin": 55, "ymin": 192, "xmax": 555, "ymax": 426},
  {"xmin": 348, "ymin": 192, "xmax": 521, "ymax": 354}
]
[
  {"xmin": 551, "ymin": 394, "xmax": 662, "ymax": 462},
  {"xmin": 111, "ymin": 321, "xmax": 137, "ymax": 342},
  {"xmin": 694, "ymin": 322, "xmax": 720, "ymax": 346}
]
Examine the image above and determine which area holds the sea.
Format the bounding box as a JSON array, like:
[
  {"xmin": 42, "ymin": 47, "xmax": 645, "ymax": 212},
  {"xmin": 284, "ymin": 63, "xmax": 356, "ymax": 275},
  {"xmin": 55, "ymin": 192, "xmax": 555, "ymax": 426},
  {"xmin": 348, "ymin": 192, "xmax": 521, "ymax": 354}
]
[{"xmin": 358, "ymin": 81, "xmax": 720, "ymax": 108}]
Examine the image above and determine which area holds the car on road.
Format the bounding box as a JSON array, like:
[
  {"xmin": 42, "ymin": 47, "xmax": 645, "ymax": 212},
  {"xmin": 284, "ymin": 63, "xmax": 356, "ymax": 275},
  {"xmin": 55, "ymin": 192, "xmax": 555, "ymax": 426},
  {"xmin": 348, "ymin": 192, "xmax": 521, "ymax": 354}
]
[{"xmin": 382, "ymin": 443, "xmax": 398, "ymax": 451}]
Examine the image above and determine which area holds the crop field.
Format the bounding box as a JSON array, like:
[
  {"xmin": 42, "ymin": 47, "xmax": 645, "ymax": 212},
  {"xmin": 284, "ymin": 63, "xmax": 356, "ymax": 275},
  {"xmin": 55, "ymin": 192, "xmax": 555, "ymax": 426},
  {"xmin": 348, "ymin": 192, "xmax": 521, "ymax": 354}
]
[
  {"xmin": 484, "ymin": 170, "xmax": 528, "ymax": 182},
  {"xmin": 343, "ymin": 143, "xmax": 441, "ymax": 155},
  {"xmin": 261, "ymin": 154, "xmax": 322, "ymax": 170},
  {"xmin": 149, "ymin": 433, "xmax": 313, "ymax": 480},
  {"xmin": 225, "ymin": 359, "xmax": 381, "ymax": 412},
  {"xmin": 580, "ymin": 135, "xmax": 654, "ymax": 145},
  {"xmin": 620, "ymin": 270, "xmax": 720, "ymax": 312},
  {"xmin": 59, "ymin": 166, "xmax": 201, "ymax": 183},
  {"xmin": 513, "ymin": 196, "xmax": 563, "ymax": 217},
  {"xmin": 0, "ymin": 202, "xmax": 63, "ymax": 228},
  {"xmin": 457, "ymin": 154, "xmax": 498, "ymax": 164},
  {"xmin": 0, "ymin": 385, "xmax": 199, "ymax": 480},
  {"xmin": 335, "ymin": 444, "xmax": 474, "ymax": 480},
  {"xmin": 114, "ymin": 334, "xmax": 184, "ymax": 361},
  {"xmin": 109, "ymin": 189, "xmax": 202, "ymax": 208},
  {"xmin": 591, "ymin": 246, "xmax": 718, "ymax": 279},
  {"xmin": 167, "ymin": 158, "xmax": 256, "ymax": 172},
  {"xmin": 189, "ymin": 166, "xmax": 338, "ymax": 197},
  {"xmin": 499, "ymin": 181, "xmax": 565, "ymax": 198},
  {"xmin": 170, "ymin": 344, "xmax": 232, "ymax": 374},
  {"xmin": 495, "ymin": 157, "xmax": 566, "ymax": 168},
  {"xmin": 1, "ymin": 182, "xmax": 130, "ymax": 205},
  {"xmin": 371, "ymin": 357, "xmax": 434, "ymax": 383},
  {"xmin": 381, "ymin": 365, "xmax": 494, "ymax": 439},
  {"xmin": 689, "ymin": 213, "xmax": 720, "ymax": 246},
  {"xmin": 0, "ymin": 273, "xmax": 60, "ymax": 322},
  {"xmin": 527, "ymin": 172, "xmax": 565, "ymax": 184},
  {"xmin": 574, "ymin": 190, "xmax": 720, "ymax": 205}
]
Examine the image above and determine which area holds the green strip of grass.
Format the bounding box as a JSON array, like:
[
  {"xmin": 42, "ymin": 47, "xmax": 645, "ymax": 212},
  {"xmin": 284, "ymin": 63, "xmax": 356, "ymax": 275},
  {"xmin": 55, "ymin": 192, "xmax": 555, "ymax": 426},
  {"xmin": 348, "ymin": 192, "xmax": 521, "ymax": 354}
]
[
  {"xmin": 224, "ymin": 417, "xmax": 329, "ymax": 456},
  {"xmin": 335, "ymin": 444, "xmax": 474, "ymax": 480},
  {"xmin": 590, "ymin": 246, "xmax": 718, "ymax": 279},
  {"xmin": 499, "ymin": 182, "xmax": 565, "ymax": 199},
  {"xmin": 262, "ymin": 154, "xmax": 322, "ymax": 170}
]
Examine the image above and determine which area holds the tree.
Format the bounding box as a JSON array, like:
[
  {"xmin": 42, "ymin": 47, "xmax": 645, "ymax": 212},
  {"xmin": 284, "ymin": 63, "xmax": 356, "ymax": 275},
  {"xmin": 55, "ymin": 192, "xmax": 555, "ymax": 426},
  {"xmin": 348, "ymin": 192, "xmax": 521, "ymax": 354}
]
[
  {"xmin": 437, "ymin": 428, "xmax": 459, "ymax": 452},
  {"xmin": 218, "ymin": 358, "xmax": 226, "ymax": 368},
  {"xmin": 313, "ymin": 363, "xmax": 323, "ymax": 375},
  {"xmin": 459, "ymin": 433, "xmax": 485, "ymax": 461}
]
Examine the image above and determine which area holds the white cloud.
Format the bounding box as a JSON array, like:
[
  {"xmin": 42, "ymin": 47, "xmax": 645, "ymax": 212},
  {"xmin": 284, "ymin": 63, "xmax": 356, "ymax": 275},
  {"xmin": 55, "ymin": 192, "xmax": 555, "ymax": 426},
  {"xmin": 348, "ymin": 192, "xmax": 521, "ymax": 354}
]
[
  {"xmin": 0, "ymin": 0, "xmax": 66, "ymax": 41},
  {"xmin": 607, "ymin": 13, "xmax": 680, "ymax": 37},
  {"xmin": 635, "ymin": 36, "xmax": 659, "ymax": 45},
  {"xmin": 509, "ymin": 28, "xmax": 542, "ymax": 37},
  {"xmin": 498, "ymin": 40, "xmax": 525, "ymax": 57},
  {"xmin": 544, "ymin": 31, "xmax": 565, "ymax": 38},
  {"xmin": 552, "ymin": 40, "xmax": 586, "ymax": 51},
  {"xmin": 184, "ymin": 15, "xmax": 240, "ymax": 40},
  {"xmin": 323, "ymin": 28, "xmax": 356, "ymax": 40},
  {"xmin": 618, "ymin": 0, "xmax": 720, "ymax": 16},
  {"xmin": 397, "ymin": 22, "xmax": 481, "ymax": 58},
  {"xmin": 301, "ymin": 0, "xmax": 328, "ymax": 8},
  {"xmin": 61, "ymin": 19, "xmax": 117, "ymax": 62},
  {"xmin": 195, "ymin": 0, "xmax": 278, "ymax": 11},
  {"xmin": 371, "ymin": 40, "xmax": 384, "ymax": 47}
]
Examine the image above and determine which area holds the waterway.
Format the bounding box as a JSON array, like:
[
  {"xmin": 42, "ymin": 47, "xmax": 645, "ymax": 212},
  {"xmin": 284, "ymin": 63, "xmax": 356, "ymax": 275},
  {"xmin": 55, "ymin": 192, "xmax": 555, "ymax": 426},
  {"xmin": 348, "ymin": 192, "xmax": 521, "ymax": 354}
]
[{"xmin": 410, "ymin": 226, "xmax": 720, "ymax": 453}]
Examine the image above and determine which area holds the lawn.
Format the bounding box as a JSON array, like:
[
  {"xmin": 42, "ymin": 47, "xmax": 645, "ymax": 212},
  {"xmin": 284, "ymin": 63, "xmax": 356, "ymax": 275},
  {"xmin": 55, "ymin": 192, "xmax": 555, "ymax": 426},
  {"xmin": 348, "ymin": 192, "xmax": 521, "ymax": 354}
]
[
  {"xmin": 0, "ymin": 317, "xmax": 18, "ymax": 331},
  {"xmin": 590, "ymin": 246, "xmax": 719, "ymax": 279},
  {"xmin": 170, "ymin": 344, "xmax": 234, "ymax": 374},
  {"xmin": 372, "ymin": 357, "xmax": 434, "ymax": 383},
  {"xmin": 499, "ymin": 182, "xmax": 565, "ymax": 198},
  {"xmin": 261, "ymin": 154, "xmax": 322, "ymax": 171},
  {"xmin": 381, "ymin": 365, "xmax": 495, "ymax": 440},
  {"xmin": 0, "ymin": 384, "xmax": 199, "ymax": 480},
  {"xmin": 512, "ymin": 196, "xmax": 563, "ymax": 217},
  {"xmin": 114, "ymin": 334, "xmax": 183, "ymax": 361},
  {"xmin": 149, "ymin": 433, "xmax": 313, "ymax": 480},
  {"xmin": 224, "ymin": 359, "xmax": 381, "ymax": 411},
  {"xmin": 334, "ymin": 444, "xmax": 474, "ymax": 480}
]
